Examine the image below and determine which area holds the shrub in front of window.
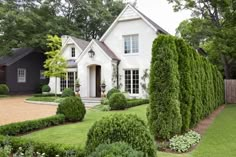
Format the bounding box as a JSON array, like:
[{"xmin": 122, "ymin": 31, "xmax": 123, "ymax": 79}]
[
  {"xmin": 56, "ymin": 96, "xmax": 86, "ymax": 122},
  {"xmin": 61, "ymin": 88, "xmax": 75, "ymax": 97},
  {"xmin": 0, "ymin": 84, "xmax": 9, "ymax": 95},
  {"xmin": 148, "ymin": 35, "xmax": 182, "ymax": 140},
  {"xmin": 106, "ymin": 88, "xmax": 120, "ymax": 99},
  {"xmin": 169, "ymin": 130, "xmax": 201, "ymax": 153},
  {"xmin": 85, "ymin": 114, "xmax": 156, "ymax": 157},
  {"xmin": 108, "ymin": 93, "xmax": 127, "ymax": 110},
  {"xmin": 42, "ymin": 85, "xmax": 51, "ymax": 93},
  {"xmin": 87, "ymin": 142, "xmax": 144, "ymax": 157}
]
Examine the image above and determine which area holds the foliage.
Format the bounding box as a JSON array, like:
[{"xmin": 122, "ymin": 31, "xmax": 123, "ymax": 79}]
[
  {"xmin": 61, "ymin": 88, "xmax": 75, "ymax": 97},
  {"xmin": 13, "ymin": 146, "xmax": 46, "ymax": 157},
  {"xmin": 127, "ymin": 99, "xmax": 149, "ymax": 108},
  {"xmin": 87, "ymin": 142, "xmax": 144, "ymax": 157},
  {"xmin": 0, "ymin": 84, "xmax": 9, "ymax": 95},
  {"xmin": 108, "ymin": 93, "xmax": 127, "ymax": 110},
  {"xmin": 0, "ymin": 145, "xmax": 11, "ymax": 157},
  {"xmin": 41, "ymin": 85, "xmax": 51, "ymax": 93},
  {"xmin": 148, "ymin": 35, "xmax": 182, "ymax": 140},
  {"xmin": 148, "ymin": 35, "xmax": 224, "ymax": 140},
  {"xmin": 170, "ymin": 0, "xmax": 236, "ymax": 78},
  {"xmin": 169, "ymin": 130, "xmax": 201, "ymax": 153},
  {"xmin": 0, "ymin": 115, "xmax": 65, "ymax": 136},
  {"xmin": 0, "ymin": 0, "xmax": 125, "ymax": 56},
  {"xmin": 140, "ymin": 69, "xmax": 149, "ymax": 97},
  {"xmin": 57, "ymin": 97, "xmax": 86, "ymax": 122},
  {"xmin": 85, "ymin": 114, "xmax": 156, "ymax": 157},
  {"xmin": 101, "ymin": 98, "xmax": 109, "ymax": 106},
  {"xmin": 107, "ymin": 88, "xmax": 120, "ymax": 99}
]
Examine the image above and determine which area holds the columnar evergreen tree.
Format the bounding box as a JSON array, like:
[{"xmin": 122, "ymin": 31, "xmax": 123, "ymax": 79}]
[{"xmin": 148, "ymin": 35, "xmax": 182, "ymax": 140}]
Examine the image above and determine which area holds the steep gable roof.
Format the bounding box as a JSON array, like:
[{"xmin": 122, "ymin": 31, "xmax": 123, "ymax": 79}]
[
  {"xmin": 0, "ymin": 48, "xmax": 41, "ymax": 66},
  {"xmin": 100, "ymin": 4, "xmax": 169, "ymax": 41},
  {"xmin": 70, "ymin": 36, "xmax": 90, "ymax": 50}
]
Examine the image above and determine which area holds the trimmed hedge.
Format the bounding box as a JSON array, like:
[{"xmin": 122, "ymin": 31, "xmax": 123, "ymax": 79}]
[
  {"xmin": 85, "ymin": 114, "xmax": 156, "ymax": 157},
  {"xmin": 109, "ymin": 93, "xmax": 127, "ymax": 110},
  {"xmin": 0, "ymin": 115, "xmax": 65, "ymax": 136},
  {"xmin": 107, "ymin": 88, "xmax": 120, "ymax": 99},
  {"xmin": 148, "ymin": 35, "xmax": 224, "ymax": 140},
  {"xmin": 62, "ymin": 88, "xmax": 75, "ymax": 97},
  {"xmin": 0, "ymin": 135, "xmax": 85, "ymax": 157},
  {"xmin": 88, "ymin": 142, "xmax": 144, "ymax": 157},
  {"xmin": 0, "ymin": 84, "xmax": 9, "ymax": 95},
  {"xmin": 148, "ymin": 35, "xmax": 182, "ymax": 140},
  {"xmin": 127, "ymin": 99, "xmax": 149, "ymax": 108},
  {"xmin": 57, "ymin": 96, "xmax": 86, "ymax": 122}
]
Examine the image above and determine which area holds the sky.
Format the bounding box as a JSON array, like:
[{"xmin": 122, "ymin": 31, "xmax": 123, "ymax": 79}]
[{"xmin": 128, "ymin": 0, "xmax": 192, "ymax": 35}]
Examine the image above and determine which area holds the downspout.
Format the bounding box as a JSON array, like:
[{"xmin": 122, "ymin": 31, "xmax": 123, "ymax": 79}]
[{"xmin": 116, "ymin": 60, "xmax": 120, "ymax": 89}]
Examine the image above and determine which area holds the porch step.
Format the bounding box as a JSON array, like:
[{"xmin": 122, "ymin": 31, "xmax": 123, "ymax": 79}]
[{"xmin": 81, "ymin": 97, "xmax": 102, "ymax": 108}]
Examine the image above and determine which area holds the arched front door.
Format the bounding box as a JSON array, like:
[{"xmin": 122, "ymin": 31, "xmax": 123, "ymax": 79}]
[{"xmin": 88, "ymin": 64, "xmax": 101, "ymax": 97}]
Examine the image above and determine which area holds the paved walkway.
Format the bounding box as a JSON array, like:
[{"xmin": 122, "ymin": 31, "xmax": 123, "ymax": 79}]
[{"xmin": 0, "ymin": 96, "xmax": 57, "ymax": 125}]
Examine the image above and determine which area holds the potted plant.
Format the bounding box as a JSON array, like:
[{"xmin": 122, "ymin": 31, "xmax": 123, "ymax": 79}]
[{"xmin": 100, "ymin": 80, "xmax": 106, "ymax": 97}]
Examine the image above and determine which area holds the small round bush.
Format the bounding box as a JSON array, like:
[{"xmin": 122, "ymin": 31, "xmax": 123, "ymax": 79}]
[
  {"xmin": 107, "ymin": 88, "xmax": 120, "ymax": 99},
  {"xmin": 0, "ymin": 84, "xmax": 9, "ymax": 95},
  {"xmin": 109, "ymin": 93, "xmax": 127, "ymax": 110},
  {"xmin": 42, "ymin": 85, "xmax": 51, "ymax": 93},
  {"xmin": 88, "ymin": 142, "xmax": 144, "ymax": 157},
  {"xmin": 85, "ymin": 114, "xmax": 156, "ymax": 157},
  {"xmin": 62, "ymin": 88, "xmax": 75, "ymax": 97},
  {"xmin": 56, "ymin": 96, "xmax": 86, "ymax": 122}
]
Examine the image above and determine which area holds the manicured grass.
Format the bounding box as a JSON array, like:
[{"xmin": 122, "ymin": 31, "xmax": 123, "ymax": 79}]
[
  {"xmin": 26, "ymin": 96, "xmax": 65, "ymax": 103},
  {"xmin": 21, "ymin": 104, "xmax": 236, "ymax": 157},
  {"xmin": 0, "ymin": 95, "xmax": 8, "ymax": 98}
]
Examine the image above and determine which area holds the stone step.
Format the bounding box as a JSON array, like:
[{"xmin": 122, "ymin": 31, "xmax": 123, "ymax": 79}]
[{"xmin": 81, "ymin": 97, "xmax": 102, "ymax": 107}]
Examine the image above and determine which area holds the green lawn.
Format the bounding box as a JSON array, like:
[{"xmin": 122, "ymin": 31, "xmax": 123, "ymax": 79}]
[
  {"xmin": 26, "ymin": 96, "xmax": 65, "ymax": 103},
  {"xmin": 21, "ymin": 104, "xmax": 236, "ymax": 157}
]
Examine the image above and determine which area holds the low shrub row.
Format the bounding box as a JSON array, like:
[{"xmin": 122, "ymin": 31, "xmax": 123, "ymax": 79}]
[
  {"xmin": 32, "ymin": 93, "xmax": 60, "ymax": 97},
  {"xmin": 127, "ymin": 99, "xmax": 149, "ymax": 108},
  {"xmin": 0, "ymin": 135, "xmax": 85, "ymax": 157},
  {"xmin": 0, "ymin": 115, "xmax": 65, "ymax": 136}
]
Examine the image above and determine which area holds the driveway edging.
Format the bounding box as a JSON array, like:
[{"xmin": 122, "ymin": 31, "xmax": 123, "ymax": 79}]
[{"xmin": 24, "ymin": 100, "xmax": 59, "ymax": 106}]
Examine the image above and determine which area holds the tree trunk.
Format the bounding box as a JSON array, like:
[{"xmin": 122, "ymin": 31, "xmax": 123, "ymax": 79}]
[{"xmin": 221, "ymin": 55, "xmax": 231, "ymax": 79}]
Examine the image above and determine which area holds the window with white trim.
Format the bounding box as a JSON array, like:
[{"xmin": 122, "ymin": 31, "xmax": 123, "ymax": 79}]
[
  {"xmin": 17, "ymin": 68, "xmax": 26, "ymax": 83},
  {"xmin": 60, "ymin": 72, "xmax": 77, "ymax": 92},
  {"xmin": 125, "ymin": 69, "xmax": 139, "ymax": 94},
  {"xmin": 124, "ymin": 35, "xmax": 139, "ymax": 54},
  {"xmin": 71, "ymin": 47, "xmax": 75, "ymax": 57},
  {"xmin": 40, "ymin": 70, "xmax": 45, "ymax": 79}
]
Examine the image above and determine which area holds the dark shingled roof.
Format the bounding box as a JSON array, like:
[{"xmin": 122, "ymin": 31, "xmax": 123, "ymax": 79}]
[
  {"xmin": 0, "ymin": 48, "xmax": 41, "ymax": 66},
  {"xmin": 133, "ymin": 7, "xmax": 169, "ymax": 34},
  {"xmin": 71, "ymin": 36, "xmax": 90, "ymax": 50},
  {"xmin": 94, "ymin": 40, "xmax": 120, "ymax": 61}
]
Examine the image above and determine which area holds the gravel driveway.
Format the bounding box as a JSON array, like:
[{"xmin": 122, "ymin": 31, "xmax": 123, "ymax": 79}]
[{"xmin": 0, "ymin": 96, "xmax": 57, "ymax": 125}]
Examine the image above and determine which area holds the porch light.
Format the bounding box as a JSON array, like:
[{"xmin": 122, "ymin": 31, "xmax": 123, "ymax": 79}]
[{"xmin": 88, "ymin": 49, "xmax": 95, "ymax": 58}]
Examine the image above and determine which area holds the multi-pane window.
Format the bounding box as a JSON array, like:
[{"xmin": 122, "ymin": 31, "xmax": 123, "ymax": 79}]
[
  {"xmin": 60, "ymin": 72, "xmax": 77, "ymax": 92},
  {"xmin": 17, "ymin": 68, "xmax": 26, "ymax": 83},
  {"xmin": 124, "ymin": 35, "xmax": 139, "ymax": 54},
  {"xmin": 124, "ymin": 70, "xmax": 139, "ymax": 94},
  {"xmin": 71, "ymin": 47, "xmax": 75, "ymax": 57}
]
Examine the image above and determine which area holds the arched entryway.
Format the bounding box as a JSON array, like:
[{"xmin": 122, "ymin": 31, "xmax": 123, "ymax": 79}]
[{"xmin": 88, "ymin": 64, "xmax": 101, "ymax": 97}]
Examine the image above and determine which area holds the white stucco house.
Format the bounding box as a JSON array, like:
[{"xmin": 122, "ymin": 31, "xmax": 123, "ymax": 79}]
[{"xmin": 48, "ymin": 4, "xmax": 168, "ymax": 99}]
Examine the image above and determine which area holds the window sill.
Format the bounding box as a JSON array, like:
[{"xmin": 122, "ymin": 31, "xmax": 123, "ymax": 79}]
[{"xmin": 124, "ymin": 53, "xmax": 139, "ymax": 56}]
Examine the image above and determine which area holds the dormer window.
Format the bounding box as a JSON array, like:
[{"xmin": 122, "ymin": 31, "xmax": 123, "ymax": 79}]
[
  {"xmin": 71, "ymin": 47, "xmax": 75, "ymax": 57},
  {"xmin": 124, "ymin": 35, "xmax": 139, "ymax": 54}
]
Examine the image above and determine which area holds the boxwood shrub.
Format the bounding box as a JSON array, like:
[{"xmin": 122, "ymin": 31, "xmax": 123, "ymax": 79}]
[
  {"xmin": 108, "ymin": 93, "xmax": 127, "ymax": 110},
  {"xmin": 87, "ymin": 142, "xmax": 144, "ymax": 157},
  {"xmin": 0, "ymin": 84, "xmax": 9, "ymax": 95},
  {"xmin": 42, "ymin": 85, "xmax": 51, "ymax": 93},
  {"xmin": 127, "ymin": 99, "xmax": 149, "ymax": 108},
  {"xmin": 57, "ymin": 96, "xmax": 86, "ymax": 122},
  {"xmin": 107, "ymin": 88, "xmax": 120, "ymax": 99},
  {"xmin": 85, "ymin": 114, "xmax": 156, "ymax": 157},
  {"xmin": 0, "ymin": 115, "xmax": 65, "ymax": 136},
  {"xmin": 62, "ymin": 88, "xmax": 75, "ymax": 97}
]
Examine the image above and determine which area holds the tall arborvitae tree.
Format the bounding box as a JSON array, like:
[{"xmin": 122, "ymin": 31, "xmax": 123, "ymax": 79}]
[{"xmin": 148, "ymin": 35, "xmax": 182, "ymax": 140}]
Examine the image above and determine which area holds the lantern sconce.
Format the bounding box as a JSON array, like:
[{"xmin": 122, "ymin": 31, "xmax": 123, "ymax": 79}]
[{"xmin": 88, "ymin": 49, "xmax": 95, "ymax": 58}]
